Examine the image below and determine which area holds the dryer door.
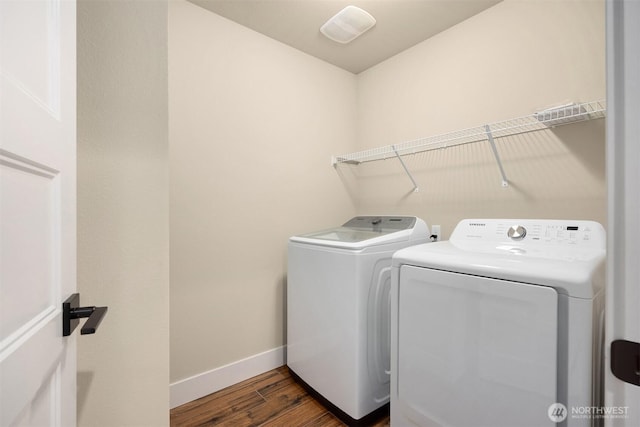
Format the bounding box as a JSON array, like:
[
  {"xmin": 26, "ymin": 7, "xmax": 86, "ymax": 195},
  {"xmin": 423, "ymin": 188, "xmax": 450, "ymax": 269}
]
[{"xmin": 396, "ymin": 266, "xmax": 558, "ymax": 427}]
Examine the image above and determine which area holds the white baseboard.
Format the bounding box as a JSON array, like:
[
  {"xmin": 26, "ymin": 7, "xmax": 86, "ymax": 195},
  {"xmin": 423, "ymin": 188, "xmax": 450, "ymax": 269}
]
[{"xmin": 169, "ymin": 346, "xmax": 285, "ymax": 409}]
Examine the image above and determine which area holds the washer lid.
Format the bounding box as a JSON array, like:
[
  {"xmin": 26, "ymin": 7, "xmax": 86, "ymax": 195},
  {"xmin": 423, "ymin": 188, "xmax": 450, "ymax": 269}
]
[
  {"xmin": 393, "ymin": 219, "xmax": 606, "ymax": 299},
  {"xmin": 290, "ymin": 216, "xmax": 426, "ymax": 249}
]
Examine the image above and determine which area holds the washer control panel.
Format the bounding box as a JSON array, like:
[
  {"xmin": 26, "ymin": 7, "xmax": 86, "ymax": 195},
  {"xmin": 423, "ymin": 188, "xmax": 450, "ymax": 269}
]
[{"xmin": 342, "ymin": 216, "xmax": 416, "ymax": 231}]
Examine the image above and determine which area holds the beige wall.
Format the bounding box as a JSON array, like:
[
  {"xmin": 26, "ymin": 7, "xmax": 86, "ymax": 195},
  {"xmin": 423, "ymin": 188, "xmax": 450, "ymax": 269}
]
[
  {"xmin": 169, "ymin": 0, "xmax": 357, "ymax": 383},
  {"xmin": 77, "ymin": 0, "xmax": 169, "ymax": 425},
  {"xmin": 169, "ymin": 0, "xmax": 605, "ymax": 392},
  {"xmin": 354, "ymin": 0, "xmax": 606, "ymax": 237}
]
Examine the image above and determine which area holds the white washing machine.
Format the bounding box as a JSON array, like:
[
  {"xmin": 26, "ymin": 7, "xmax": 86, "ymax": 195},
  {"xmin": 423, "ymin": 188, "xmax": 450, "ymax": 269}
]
[
  {"xmin": 287, "ymin": 216, "xmax": 430, "ymax": 425},
  {"xmin": 391, "ymin": 219, "xmax": 606, "ymax": 427}
]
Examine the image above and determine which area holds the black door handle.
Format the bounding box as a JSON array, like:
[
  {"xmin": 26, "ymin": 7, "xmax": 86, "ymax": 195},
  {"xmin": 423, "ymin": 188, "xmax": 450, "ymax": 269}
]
[
  {"xmin": 62, "ymin": 293, "xmax": 108, "ymax": 336},
  {"xmin": 611, "ymin": 339, "xmax": 640, "ymax": 386}
]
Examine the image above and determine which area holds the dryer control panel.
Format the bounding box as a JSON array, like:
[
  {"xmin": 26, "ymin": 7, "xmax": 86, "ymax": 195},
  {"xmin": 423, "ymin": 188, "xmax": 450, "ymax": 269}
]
[{"xmin": 451, "ymin": 219, "xmax": 605, "ymax": 250}]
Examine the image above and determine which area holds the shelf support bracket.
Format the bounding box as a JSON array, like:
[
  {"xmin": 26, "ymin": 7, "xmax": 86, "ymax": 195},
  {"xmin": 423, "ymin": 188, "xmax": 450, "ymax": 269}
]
[
  {"xmin": 392, "ymin": 145, "xmax": 419, "ymax": 192},
  {"xmin": 484, "ymin": 125, "xmax": 509, "ymax": 187}
]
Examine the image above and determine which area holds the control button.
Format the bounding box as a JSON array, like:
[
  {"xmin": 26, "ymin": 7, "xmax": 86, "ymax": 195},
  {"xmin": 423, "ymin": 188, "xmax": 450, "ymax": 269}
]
[{"xmin": 507, "ymin": 225, "xmax": 527, "ymax": 240}]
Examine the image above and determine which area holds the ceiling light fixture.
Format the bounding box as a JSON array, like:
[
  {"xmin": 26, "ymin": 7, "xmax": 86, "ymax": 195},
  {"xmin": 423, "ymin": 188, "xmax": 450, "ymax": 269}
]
[{"xmin": 320, "ymin": 5, "xmax": 376, "ymax": 44}]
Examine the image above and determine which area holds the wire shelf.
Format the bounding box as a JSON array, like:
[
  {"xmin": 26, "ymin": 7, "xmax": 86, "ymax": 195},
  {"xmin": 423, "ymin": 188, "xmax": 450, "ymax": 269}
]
[{"xmin": 332, "ymin": 100, "xmax": 606, "ymax": 166}]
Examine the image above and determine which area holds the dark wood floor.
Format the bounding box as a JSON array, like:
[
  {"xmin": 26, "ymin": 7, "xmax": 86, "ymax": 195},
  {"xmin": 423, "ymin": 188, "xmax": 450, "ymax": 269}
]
[{"xmin": 170, "ymin": 366, "xmax": 390, "ymax": 427}]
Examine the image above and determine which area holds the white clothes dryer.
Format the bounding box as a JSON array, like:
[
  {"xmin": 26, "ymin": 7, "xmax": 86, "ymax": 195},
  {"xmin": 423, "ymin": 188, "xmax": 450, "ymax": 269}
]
[
  {"xmin": 287, "ymin": 216, "xmax": 430, "ymax": 425},
  {"xmin": 391, "ymin": 219, "xmax": 606, "ymax": 427}
]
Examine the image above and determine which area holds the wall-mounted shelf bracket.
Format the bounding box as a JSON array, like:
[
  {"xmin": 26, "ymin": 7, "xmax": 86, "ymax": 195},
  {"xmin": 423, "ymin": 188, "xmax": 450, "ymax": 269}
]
[
  {"xmin": 392, "ymin": 145, "xmax": 419, "ymax": 192},
  {"xmin": 484, "ymin": 125, "xmax": 509, "ymax": 187},
  {"xmin": 331, "ymin": 156, "xmax": 360, "ymax": 166}
]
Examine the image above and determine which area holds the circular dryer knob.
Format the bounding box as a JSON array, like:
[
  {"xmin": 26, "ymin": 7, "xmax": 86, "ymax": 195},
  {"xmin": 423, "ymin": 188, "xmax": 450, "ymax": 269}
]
[{"xmin": 507, "ymin": 225, "xmax": 527, "ymax": 240}]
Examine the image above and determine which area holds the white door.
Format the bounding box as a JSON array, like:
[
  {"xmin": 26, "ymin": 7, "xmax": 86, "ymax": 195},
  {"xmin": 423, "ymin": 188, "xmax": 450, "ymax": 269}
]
[
  {"xmin": 0, "ymin": 0, "xmax": 76, "ymax": 425},
  {"xmin": 605, "ymin": 1, "xmax": 640, "ymax": 425}
]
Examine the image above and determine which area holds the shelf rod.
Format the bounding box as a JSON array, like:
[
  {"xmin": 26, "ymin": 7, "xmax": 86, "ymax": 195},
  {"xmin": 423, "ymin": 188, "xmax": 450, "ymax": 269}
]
[
  {"xmin": 392, "ymin": 145, "xmax": 419, "ymax": 192},
  {"xmin": 485, "ymin": 125, "xmax": 509, "ymax": 187}
]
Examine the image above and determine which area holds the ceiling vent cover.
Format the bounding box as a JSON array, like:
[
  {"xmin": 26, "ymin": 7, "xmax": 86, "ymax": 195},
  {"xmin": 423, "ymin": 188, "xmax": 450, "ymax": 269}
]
[{"xmin": 320, "ymin": 5, "xmax": 376, "ymax": 44}]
